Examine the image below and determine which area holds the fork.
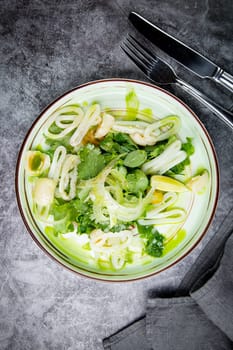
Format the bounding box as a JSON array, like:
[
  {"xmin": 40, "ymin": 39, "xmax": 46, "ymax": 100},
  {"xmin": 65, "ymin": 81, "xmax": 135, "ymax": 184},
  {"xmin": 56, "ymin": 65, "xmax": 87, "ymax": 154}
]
[{"xmin": 121, "ymin": 35, "xmax": 233, "ymax": 130}]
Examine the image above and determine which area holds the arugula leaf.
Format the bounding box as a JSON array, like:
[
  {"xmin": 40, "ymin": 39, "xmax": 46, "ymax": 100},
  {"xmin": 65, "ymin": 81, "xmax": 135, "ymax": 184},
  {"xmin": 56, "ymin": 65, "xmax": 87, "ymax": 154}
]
[
  {"xmin": 78, "ymin": 144, "xmax": 105, "ymax": 180},
  {"xmin": 137, "ymin": 223, "xmax": 165, "ymax": 257},
  {"xmin": 72, "ymin": 198, "xmax": 91, "ymax": 213}
]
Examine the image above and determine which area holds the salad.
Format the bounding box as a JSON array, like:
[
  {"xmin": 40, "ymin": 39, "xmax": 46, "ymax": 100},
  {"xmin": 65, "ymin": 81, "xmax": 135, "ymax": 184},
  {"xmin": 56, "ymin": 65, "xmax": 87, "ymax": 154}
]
[{"xmin": 24, "ymin": 90, "xmax": 209, "ymax": 271}]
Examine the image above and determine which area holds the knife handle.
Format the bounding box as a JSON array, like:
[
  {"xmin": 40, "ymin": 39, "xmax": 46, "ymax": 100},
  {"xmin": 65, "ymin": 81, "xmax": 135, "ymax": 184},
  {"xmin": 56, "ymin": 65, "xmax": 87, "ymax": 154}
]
[
  {"xmin": 214, "ymin": 69, "xmax": 233, "ymax": 93},
  {"xmin": 177, "ymin": 79, "xmax": 233, "ymax": 130}
]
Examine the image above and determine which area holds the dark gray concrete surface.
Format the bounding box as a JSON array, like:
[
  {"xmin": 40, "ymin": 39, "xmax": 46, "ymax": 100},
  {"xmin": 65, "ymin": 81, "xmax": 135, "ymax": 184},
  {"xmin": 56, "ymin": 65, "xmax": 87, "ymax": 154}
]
[{"xmin": 0, "ymin": 1, "xmax": 232, "ymax": 349}]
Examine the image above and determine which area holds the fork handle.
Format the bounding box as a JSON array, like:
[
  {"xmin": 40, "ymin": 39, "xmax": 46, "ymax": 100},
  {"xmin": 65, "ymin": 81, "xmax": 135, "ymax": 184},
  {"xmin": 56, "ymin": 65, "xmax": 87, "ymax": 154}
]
[
  {"xmin": 213, "ymin": 69, "xmax": 233, "ymax": 92},
  {"xmin": 176, "ymin": 78, "xmax": 233, "ymax": 130}
]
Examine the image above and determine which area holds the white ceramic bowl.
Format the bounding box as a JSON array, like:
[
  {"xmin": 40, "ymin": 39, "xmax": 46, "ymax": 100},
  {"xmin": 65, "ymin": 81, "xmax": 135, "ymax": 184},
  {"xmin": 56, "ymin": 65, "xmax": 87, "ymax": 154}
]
[{"xmin": 16, "ymin": 79, "xmax": 219, "ymax": 281}]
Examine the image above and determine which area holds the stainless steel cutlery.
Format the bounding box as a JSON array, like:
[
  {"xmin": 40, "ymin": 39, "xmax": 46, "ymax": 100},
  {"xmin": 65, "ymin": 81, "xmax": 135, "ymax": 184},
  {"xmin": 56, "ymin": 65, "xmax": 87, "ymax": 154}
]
[
  {"xmin": 121, "ymin": 35, "xmax": 233, "ymax": 129},
  {"xmin": 129, "ymin": 12, "xmax": 233, "ymax": 93}
]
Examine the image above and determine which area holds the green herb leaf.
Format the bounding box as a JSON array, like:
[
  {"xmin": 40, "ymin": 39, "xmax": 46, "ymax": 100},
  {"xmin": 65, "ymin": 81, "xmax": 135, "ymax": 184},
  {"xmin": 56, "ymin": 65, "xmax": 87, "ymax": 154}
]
[
  {"xmin": 145, "ymin": 233, "xmax": 164, "ymax": 257},
  {"xmin": 44, "ymin": 135, "xmax": 74, "ymax": 155},
  {"xmin": 168, "ymin": 137, "xmax": 195, "ymax": 175},
  {"xmin": 73, "ymin": 199, "xmax": 96, "ymax": 234},
  {"xmin": 168, "ymin": 158, "xmax": 190, "ymax": 175},
  {"xmin": 182, "ymin": 137, "xmax": 195, "ymax": 156},
  {"xmin": 144, "ymin": 136, "xmax": 177, "ymax": 160},
  {"xmin": 99, "ymin": 133, "xmax": 115, "ymax": 153},
  {"xmin": 126, "ymin": 170, "xmax": 149, "ymax": 194},
  {"xmin": 123, "ymin": 150, "xmax": 147, "ymax": 168},
  {"xmin": 78, "ymin": 144, "xmax": 106, "ymax": 180},
  {"xmin": 49, "ymin": 201, "xmax": 76, "ymax": 235},
  {"xmin": 137, "ymin": 223, "xmax": 165, "ymax": 257},
  {"xmin": 113, "ymin": 133, "xmax": 138, "ymax": 150},
  {"xmin": 100, "ymin": 132, "xmax": 138, "ymax": 155}
]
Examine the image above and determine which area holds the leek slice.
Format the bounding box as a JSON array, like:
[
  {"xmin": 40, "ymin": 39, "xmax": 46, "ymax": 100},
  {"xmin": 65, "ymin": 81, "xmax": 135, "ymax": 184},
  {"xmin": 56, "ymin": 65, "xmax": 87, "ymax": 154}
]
[
  {"xmin": 95, "ymin": 113, "xmax": 115, "ymax": 138},
  {"xmin": 111, "ymin": 120, "xmax": 149, "ymax": 134},
  {"xmin": 70, "ymin": 104, "xmax": 101, "ymax": 147},
  {"xmin": 33, "ymin": 178, "xmax": 56, "ymax": 206},
  {"xmin": 32, "ymin": 178, "xmax": 56, "ymax": 220},
  {"xmin": 138, "ymin": 208, "xmax": 186, "ymax": 225},
  {"xmin": 48, "ymin": 146, "xmax": 67, "ymax": 181},
  {"xmin": 142, "ymin": 140, "xmax": 187, "ymax": 175},
  {"xmin": 111, "ymin": 253, "xmax": 125, "ymax": 270},
  {"xmin": 151, "ymin": 175, "xmax": 188, "ymax": 192},
  {"xmin": 146, "ymin": 192, "xmax": 178, "ymax": 218},
  {"xmin": 102, "ymin": 187, "xmax": 155, "ymax": 226},
  {"xmin": 25, "ymin": 151, "xmax": 50, "ymax": 176},
  {"xmin": 90, "ymin": 229, "xmax": 132, "ymax": 253},
  {"xmin": 58, "ymin": 154, "xmax": 79, "ymax": 200},
  {"xmin": 186, "ymin": 170, "xmax": 209, "ymax": 194},
  {"xmin": 44, "ymin": 105, "xmax": 83, "ymax": 140},
  {"xmin": 144, "ymin": 115, "xmax": 181, "ymax": 141}
]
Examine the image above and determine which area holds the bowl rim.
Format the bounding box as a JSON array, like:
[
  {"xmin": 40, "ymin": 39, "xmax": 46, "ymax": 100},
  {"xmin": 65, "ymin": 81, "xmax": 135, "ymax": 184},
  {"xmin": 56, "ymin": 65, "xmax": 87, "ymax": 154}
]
[{"xmin": 15, "ymin": 78, "xmax": 220, "ymax": 282}]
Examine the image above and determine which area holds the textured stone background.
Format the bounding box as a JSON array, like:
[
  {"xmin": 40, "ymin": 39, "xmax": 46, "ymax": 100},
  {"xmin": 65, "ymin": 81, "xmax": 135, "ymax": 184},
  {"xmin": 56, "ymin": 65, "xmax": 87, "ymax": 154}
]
[{"xmin": 0, "ymin": 1, "xmax": 232, "ymax": 349}]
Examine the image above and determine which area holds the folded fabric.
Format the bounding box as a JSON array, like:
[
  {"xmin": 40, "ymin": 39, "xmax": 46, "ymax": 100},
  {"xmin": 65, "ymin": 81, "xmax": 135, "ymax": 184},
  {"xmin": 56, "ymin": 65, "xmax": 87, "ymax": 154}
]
[
  {"xmin": 103, "ymin": 318, "xmax": 150, "ymax": 350},
  {"xmin": 146, "ymin": 296, "xmax": 232, "ymax": 350},
  {"xmin": 191, "ymin": 232, "xmax": 233, "ymax": 342},
  {"xmin": 103, "ymin": 209, "xmax": 233, "ymax": 350},
  {"xmin": 178, "ymin": 206, "xmax": 233, "ymax": 294},
  {"xmin": 103, "ymin": 295, "xmax": 233, "ymax": 350}
]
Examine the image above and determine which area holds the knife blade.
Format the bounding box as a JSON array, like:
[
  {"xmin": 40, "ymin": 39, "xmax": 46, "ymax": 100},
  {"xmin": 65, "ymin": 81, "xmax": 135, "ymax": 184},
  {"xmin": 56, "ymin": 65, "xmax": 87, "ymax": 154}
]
[{"xmin": 129, "ymin": 11, "xmax": 233, "ymax": 92}]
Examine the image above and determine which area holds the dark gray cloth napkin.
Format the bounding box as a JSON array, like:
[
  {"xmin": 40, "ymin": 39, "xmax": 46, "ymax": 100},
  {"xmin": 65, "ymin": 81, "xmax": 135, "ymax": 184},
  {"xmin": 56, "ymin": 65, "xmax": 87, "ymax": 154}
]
[{"xmin": 103, "ymin": 207, "xmax": 233, "ymax": 349}]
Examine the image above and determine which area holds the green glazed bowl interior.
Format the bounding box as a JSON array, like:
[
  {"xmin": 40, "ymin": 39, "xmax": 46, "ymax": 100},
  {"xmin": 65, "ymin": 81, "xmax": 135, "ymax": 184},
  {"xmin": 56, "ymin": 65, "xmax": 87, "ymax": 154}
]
[{"xmin": 16, "ymin": 79, "xmax": 219, "ymax": 281}]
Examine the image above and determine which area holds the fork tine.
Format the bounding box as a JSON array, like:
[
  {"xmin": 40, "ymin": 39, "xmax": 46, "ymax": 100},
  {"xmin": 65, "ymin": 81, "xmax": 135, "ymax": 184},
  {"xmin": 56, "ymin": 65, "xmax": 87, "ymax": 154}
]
[
  {"xmin": 121, "ymin": 42, "xmax": 148, "ymax": 76},
  {"xmin": 125, "ymin": 36, "xmax": 153, "ymax": 68},
  {"xmin": 124, "ymin": 38, "xmax": 152, "ymax": 70},
  {"xmin": 128, "ymin": 34, "xmax": 159, "ymax": 64}
]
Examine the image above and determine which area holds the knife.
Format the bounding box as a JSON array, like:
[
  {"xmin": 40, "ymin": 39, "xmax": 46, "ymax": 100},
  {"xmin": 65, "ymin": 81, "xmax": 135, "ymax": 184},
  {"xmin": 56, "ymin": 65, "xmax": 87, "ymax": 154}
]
[{"xmin": 129, "ymin": 12, "xmax": 233, "ymax": 92}]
